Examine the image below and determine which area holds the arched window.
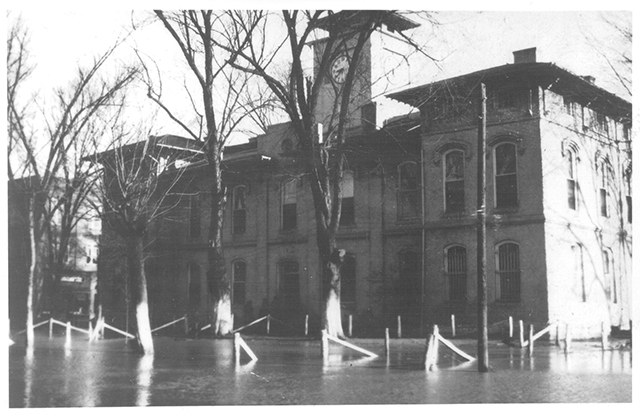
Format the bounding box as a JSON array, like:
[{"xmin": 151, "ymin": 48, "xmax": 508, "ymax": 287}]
[
  {"xmin": 599, "ymin": 160, "xmax": 611, "ymax": 217},
  {"xmin": 188, "ymin": 262, "xmax": 201, "ymax": 311},
  {"xmin": 495, "ymin": 242, "xmax": 520, "ymax": 301},
  {"xmin": 444, "ymin": 150, "xmax": 465, "ymax": 212},
  {"xmin": 340, "ymin": 170, "xmax": 355, "ymax": 226},
  {"xmin": 279, "ymin": 260, "xmax": 299, "ymax": 309},
  {"xmin": 494, "ymin": 143, "xmax": 518, "ymax": 209},
  {"xmin": 566, "ymin": 150, "xmax": 578, "ymax": 210},
  {"xmin": 445, "ymin": 245, "xmax": 467, "ymax": 301},
  {"xmin": 189, "ymin": 192, "xmax": 201, "ymax": 238},
  {"xmin": 341, "ymin": 255, "xmax": 356, "ymax": 304},
  {"xmin": 398, "ymin": 162, "xmax": 419, "ymax": 219},
  {"xmin": 232, "ymin": 186, "xmax": 247, "ymax": 234},
  {"xmin": 232, "ymin": 260, "xmax": 246, "ymax": 306},
  {"xmin": 281, "ymin": 179, "xmax": 297, "ymax": 230}
]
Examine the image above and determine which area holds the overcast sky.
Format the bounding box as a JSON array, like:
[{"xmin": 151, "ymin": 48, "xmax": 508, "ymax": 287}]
[{"xmin": 7, "ymin": 5, "xmax": 634, "ymax": 142}]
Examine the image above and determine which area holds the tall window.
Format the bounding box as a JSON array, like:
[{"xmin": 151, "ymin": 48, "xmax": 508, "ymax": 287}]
[
  {"xmin": 282, "ymin": 179, "xmax": 297, "ymax": 230},
  {"xmin": 444, "ymin": 150, "xmax": 465, "ymax": 212},
  {"xmin": 232, "ymin": 260, "xmax": 246, "ymax": 305},
  {"xmin": 398, "ymin": 162, "xmax": 419, "ymax": 219},
  {"xmin": 341, "ymin": 255, "xmax": 356, "ymax": 305},
  {"xmin": 567, "ymin": 150, "xmax": 578, "ymax": 210},
  {"xmin": 188, "ymin": 263, "xmax": 201, "ymax": 311},
  {"xmin": 624, "ymin": 166, "xmax": 632, "ymax": 224},
  {"xmin": 232, "ymin": 186, "xmax": 247, "ymax": 234},
  {"xmin": 445, "ymin": 245, "xmax": 467, "ymax": 301},
  {"xmin": 189, "ymin": 193, "xmax": 201, "ymax": 238},
  {"xmin": 279, "ymin": 261, "xmax": 299, "ymax": 309},
  {"xmin": 573, "ymin": 244, "xmax": 586, "ymax": 302},
  {"xmin": 496, "ymin": 242, "xmax": 520, "ymax": 301},
  {"xmin": 599, "ymin": 160, "xmax": 609, "ymax": 217},
  {"xmin": 603, "ymin": 249, "xmax": 617, "ymax": 304},
  {"xmin": 340, "ymin": 170, "xmax": 355, "ymax": 226},
  {"xmin": 494, "ymin": 143, "xmax": 518, "ymax": 209}
]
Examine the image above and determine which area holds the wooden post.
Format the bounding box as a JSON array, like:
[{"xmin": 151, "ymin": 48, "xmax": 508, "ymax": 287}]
[
  {"xmin": 100, "ymin": 316, "xmax": 105, "ymax": 338},
  {"xmin": 266, "ymin": 315, "xmax": 270, "ymax": 335},
  {"xmin": 519, "ymin": 320, "xmax": 525, "ymax": 345},
  {"xmin": 397, "ymin": 315, "xmax": 402, "ymax": 338},
  {"xmin": 476, "ymin": 83, "xmax": 489, "ymax": 373},
  {"xmin": 528, "ymin": 324, "xmax": 534, "ymax": 356},
  {"xmin": 509, "ymin": 316, "xmax": 514, "ymax": 339},
  {"xmin": 348, "ymin": 315, "xmax": 353, "ymax": 337},
  {"xmin": 321, "ymin": 329, "xmax": 329, "ymax": 360},
  {"xmin": 385, "ymin": 328, "xmax": 390, "ymax": 357},
  {"xmin": 305, "ymin": 315, "xmax": 309, "ymax": 337},
  {"xmin": 601, "ymin": 322, "xmax": 608, "ymax": 351},
  {"xmin": 88, "ymin": 322, "xmax": 93, "ymax": 342},
  {"xmin": 424, "ymin": 324, "xmax": 439, "ymax": 371},
  {"xmin": 451, "ymin": 314, "xmax": 456, "ymax": 337},
  {"xmin": 65, "ymin": 321, "xmax": 71, "ymax": 348},
  {"xmin": 234, "ymin": 332, "xmax": 240, "ymax": 364},
  {"xmin": 555, "ymin": 323, "xmax": 560, "ymax": 346},
  {"xmin": 184, "ymin": 315, "xmax": 189, "ymax": 337},
  {"xmin": 230, "ymin": 314, "xmax": 234, "ymax": 331},
  {"xmin": 49, "ymin": 318, "xmax": 53, "ymax": 339},
  {"xmin": 565, "ymin": 324, "xmax": 572, "ymax": 353}
]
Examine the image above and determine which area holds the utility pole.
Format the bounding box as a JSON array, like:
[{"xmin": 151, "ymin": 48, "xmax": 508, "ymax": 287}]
[{"xmin": 477, "ymin": 83, "xmax": 489, "ymax": 372}]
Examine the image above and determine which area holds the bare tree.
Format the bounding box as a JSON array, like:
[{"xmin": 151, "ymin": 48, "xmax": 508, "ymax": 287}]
[
  {"xmin": 147, "ymin": 10, "xmax": 269, "ymax": 336},
  {"xmin": 7, "ymin": 13, "xmax": 138, "ymax": 349},
  {"xmin": 92, "ymin": 127, "xmax": 198, "ymax": 354},
  {"xmin": 215, "ymin": 10, "xmax": 425, "ymax": 337}
]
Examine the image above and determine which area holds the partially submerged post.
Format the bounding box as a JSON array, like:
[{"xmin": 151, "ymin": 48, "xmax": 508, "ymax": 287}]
[
  {"xmin": 565, "ymin": 324, "xmax": 572, "ymax": 353},
  {"xmin": 65, "ymin": 321, "xmax": 71, "ymax": 348},
  {"xmin": 397, "ymin": 315, "xmax": 402, "ymax": 339},
  {"xmin": 305, "ymin": 315, "xmax": 309, "ymax": 337},
  {"xmin": 321, "ymin": 329, "xmax": 329, "ymax": 360},
  {"xmin": 451, "ymin": 314, "xmax": 456, "ymax": 337},
  {"xmin": 234, "ymin": 333, "xmax": 241, "ymax": 364},
  {"xmin": 509, "ymin": 316, "xmax": 514, "ymax": 339},
  {"xmin": 519, "ymin": 320, "xmax": 525, "ymax": 346},
  {"xmin": 424, "ymin": 324, "xmax": 439, "ymax": 371},
  {"xmin": 266, "ymin": 315, "xmax": 270, "ymax": 335},
  {"xmin": 601, "ymin": 322, "xmax": 608, "ymax": 351},
  {"xmin": 528, "ymin": 324, "xmax": 534, "ymax": 356},
  {"xmin": 184, "ymin": 314, "xmax": 189, "ymax": 337},
  {"xmin": 385, "ymin": 328, "xmax": 390, "ymax": 357},
  {"xmin": 348, "ymin": 315, "xmax": 353, "ymax": 338},
  {"xmin": 49, "ymin": 318, "xmax": 53, "ymax": 339}
]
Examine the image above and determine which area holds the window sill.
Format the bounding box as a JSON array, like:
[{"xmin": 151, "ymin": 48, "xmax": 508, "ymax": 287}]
[
  {"xmin": 492, "ymin": 300, "xmax": 522, "ymax": 306},
  {"xmin": 492, "ymin": 207, "xmax": 519, "ymax": 215}
]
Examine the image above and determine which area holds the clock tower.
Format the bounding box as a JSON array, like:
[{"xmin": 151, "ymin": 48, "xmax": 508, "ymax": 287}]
[{"xmin": 312, "ymin": 11, "xmax": 419, "ymax": 134}]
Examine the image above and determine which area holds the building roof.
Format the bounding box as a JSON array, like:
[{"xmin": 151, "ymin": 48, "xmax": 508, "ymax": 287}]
[
  {"xmin": 388, "ymin": 62, "xmax": 632, "ymax": 121},
  {"xmin": 314, "ymin": 10, "xmax": 419, "ymax": 34}
]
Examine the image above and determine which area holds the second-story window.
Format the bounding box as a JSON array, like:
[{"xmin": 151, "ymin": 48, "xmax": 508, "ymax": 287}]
[
  {"xmin": 567, "ymin": 150, "xmax": 578, "ymax": 210},
  {"xmin": 494, "ymin": 143, "xmax": 518, "ymax": 209},
  {"xmin": 599, "ymin": 160, "xmax": 610, "ymax": 217},
  {"xmin": 282, "ymin": 179, "xmax": 297, "ymax": 231},
  {"xmin": 340, "ymin": 170, "xmax": 355, "ymax": 226},
  {"xmin": 232, "ymin": 186, "xmax": 247, "ymax": 234},
  {"xmin": 398, "ymin": 162, "xmax": 419, "ymax": 219},
  {"xmin": 189, "ymin": 193, "xmax": 201, "ymax": 238},
  {"xmin": 444, "ymin": 150, "xmax": 465, "ymax": 213}
]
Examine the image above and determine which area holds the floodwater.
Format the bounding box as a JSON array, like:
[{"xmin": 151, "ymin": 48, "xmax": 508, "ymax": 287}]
[{"xmin": 8, "ymin": 332, "xmax": 631, "ymax": 406}]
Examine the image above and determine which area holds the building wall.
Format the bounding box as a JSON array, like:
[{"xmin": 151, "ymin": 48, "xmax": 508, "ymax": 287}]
[{"xmin": 539, "ymin": 88, "xmax": 632, "ymax": 338}]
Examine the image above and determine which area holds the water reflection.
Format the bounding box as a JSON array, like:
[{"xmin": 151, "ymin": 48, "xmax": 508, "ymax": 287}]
[{"xmin": 136, "ymin": 354, "xmax": 154, "ymax": 407}]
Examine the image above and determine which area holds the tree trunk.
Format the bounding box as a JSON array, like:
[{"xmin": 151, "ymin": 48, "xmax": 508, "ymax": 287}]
[
  {"xmin": 207, "ymin": 183, "xmax": 231, "ymax": 337},
  {"xmin": 322, "ymin": 246, "xmax": 346, "ymax": 338},
  {"xmin": 128, "ymin": 236, "xmax": 154, "ymax": 355},
  {"xmin": 25, "ymin": 197, "xmax": 37, "ymax": 349}
]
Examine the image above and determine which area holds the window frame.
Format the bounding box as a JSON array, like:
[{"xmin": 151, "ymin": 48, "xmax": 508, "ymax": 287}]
[
  {"xmin": 232, "ymin": 260, "xmax": 247, "ymax": 306},
  {"xmin": 495, "ymin": 242, "xmax": 521, "ymax": 302},
  {"xmin": 566, "ymin": 149, "xmax": 578, "ymax": 210},
  {"xmin": 444, "ymin": 245, "xmax": 467, "ymax": 302},
  {"xmin": 598, "ymin": 160, "xmax": 611, "ymax": 218},
  {"xmin": 281, "ymin": 179, "xmax": 298, "ymax": 231},
  {"xmin": 493, "ymin": 142, "xmax": 519, "ymax": 209},
  {"xmin": 397, "ymin": 161, "xmax": 420, "ymax": 220},
  {"xmin": 443, "ymin": 149, "xmax": 465, "ymax": 213},
  {"xmin": 232, "ymin": 185, "xmax": 247, "ymax": 234}
]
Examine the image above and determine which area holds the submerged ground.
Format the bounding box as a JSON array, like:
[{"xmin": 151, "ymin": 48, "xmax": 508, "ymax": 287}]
[{"xmin": 8, "ymin": 331, "xmax": 632, "ymax": 406}]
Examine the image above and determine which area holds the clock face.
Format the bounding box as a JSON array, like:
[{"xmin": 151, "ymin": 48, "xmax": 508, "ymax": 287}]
[{"xmin": 330, "ymin": 55, "xmax": 349, "ymax": 83}]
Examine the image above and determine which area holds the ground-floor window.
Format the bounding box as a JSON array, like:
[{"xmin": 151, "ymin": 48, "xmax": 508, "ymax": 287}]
[
  {"xmin": 341, "ymin": 255, "xmax": 356, "ymax": 305},
  {"xmin": 279, "ymin": 260, "xmax": 300, "ymax": 309},
  {"xmin": 232, "ymin": 260, "xmax": 246, "ymax": 306},
  {"xmin": 445, "ymin": 245, "xmax": 467, "ymax": 301},
  {"xmin": 496, "ymin": 242, "xmax": 520, "ymax": 301}
]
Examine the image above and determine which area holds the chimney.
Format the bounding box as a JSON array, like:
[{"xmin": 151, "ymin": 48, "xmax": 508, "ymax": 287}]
[{"xmin": 513, "ymin": 47, "xmax": 537, "ymax": 64}]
